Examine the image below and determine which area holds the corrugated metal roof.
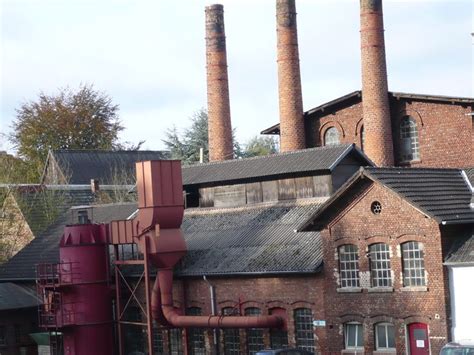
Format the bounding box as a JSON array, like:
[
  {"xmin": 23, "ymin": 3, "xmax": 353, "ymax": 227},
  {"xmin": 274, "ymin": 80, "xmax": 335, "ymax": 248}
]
[
  {"xmin": 177, "ymin": 200, "xmax": 324, "ymax": 276},
  {"xmin": 0, "ymin": 282, "xmax": 39, "ymax": 310},
  {"xmin": 46, "ymin": 150, "xmax": 169, "ymax": 184},
  {"xmin": 182, "ymin": 144, "xmax": 371, "ymax": 186},
  {"xmin": 464, "ymin": 168, "xmax": 474, "ymax": 186}
]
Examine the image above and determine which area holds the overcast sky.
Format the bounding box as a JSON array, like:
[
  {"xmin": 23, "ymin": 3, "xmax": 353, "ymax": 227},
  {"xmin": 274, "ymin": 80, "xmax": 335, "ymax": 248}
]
[{"xmin": 1, "ymin": 0, "xmax": 472, "ymax": 153}]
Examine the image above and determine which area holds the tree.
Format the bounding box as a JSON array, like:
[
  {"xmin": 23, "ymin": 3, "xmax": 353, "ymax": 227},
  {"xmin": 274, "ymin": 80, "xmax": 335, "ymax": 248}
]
[
  {"xmin": 241, "ymin": 136, "xmax": 279, "ymax": 158},
  {"xmin": 163, "ymin": 109, "xmax": 278, "ymax": 164},
  {"xmin": 9, "ymin": 84, "xmax": 124, "ymax": 178}
]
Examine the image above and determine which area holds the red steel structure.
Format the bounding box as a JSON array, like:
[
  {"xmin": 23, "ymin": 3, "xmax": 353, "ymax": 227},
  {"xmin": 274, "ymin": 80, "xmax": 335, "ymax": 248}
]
[{"xmin": 37, "ymin": 160, "xmax": 285, "ymax": 355}]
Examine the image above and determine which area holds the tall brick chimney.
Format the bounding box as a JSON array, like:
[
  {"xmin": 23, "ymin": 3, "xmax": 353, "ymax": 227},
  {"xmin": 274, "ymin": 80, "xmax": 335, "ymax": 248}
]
[
  {"xmin": 205, "ymin": 4, "xmax": 234, "ymax": 162},
  {"xmin": 360, "ymin": 0, "xmax": 394, "ymax": 166},
  {"xmin": 276, "ymin": 0, "xmax": 306, "ymax": 152}
]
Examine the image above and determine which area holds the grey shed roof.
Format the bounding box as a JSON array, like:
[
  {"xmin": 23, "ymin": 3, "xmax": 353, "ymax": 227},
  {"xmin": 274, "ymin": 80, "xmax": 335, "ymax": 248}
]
[
  {"xmin": 44, "ymin": 150, "xmax": 169, "ymax": 184},
  {"xmin": 0, "ymin": 282, "xmax": 39, "ymax": 310},
  {"xmin": 177, "ymin": 200, "xmax": 324, "ymax": 276},
  {"xmin": 464, "ymin": 168, "xmax": 474, "ymax": 186},
  {"xmin": 445, "ymin": 230, "xmax": 474, "ymax": 265},
  {"xmin": 182, "ymin": 144, "xmax": 372, "ymax": 186},
  {"xmin": 0, "ymin": 202, "xmax": 138, "ymax": 281}
]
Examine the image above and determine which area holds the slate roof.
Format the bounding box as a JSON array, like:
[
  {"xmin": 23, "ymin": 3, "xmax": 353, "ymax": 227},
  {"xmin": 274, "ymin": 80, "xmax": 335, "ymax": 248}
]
[
  {"xmin": 464, "ymin": 168, "xmax": 474, "ymax": 187},
  {"xmin": 0, "ymin": 202, "xmax": 138, "ymax": 281},
  {"xmin": 366, "ymin": 168, "xmax": 474, "ymax": 224},
  {"xmin": 445, "ymin": 230, "xmax": 474, "ymax": 265},
  {"xmin": 0, "ymin": 282, "xmax": 39, "ymax": 310},
  {"xmin": 177, "ymin": 200, "xmax": 324, "ymax": 276},
  {"xmin": 182, "ymin": 144, "xmax": 372, "ymax": 186},
  {"xmin": 261, "ymin": 90, "xmax": 474, "ymax": 134},
  {"xmin": 300, "ymin": 167, "xmax": 474, "ymax": 230},
  {"xmin": 44, "ymin": 150, "xmax": 169, "ymax": 184}
]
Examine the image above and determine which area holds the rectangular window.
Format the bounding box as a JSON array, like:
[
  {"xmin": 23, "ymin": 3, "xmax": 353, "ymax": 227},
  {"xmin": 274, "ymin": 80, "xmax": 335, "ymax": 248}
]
[
  {"xmin": 369, "ymin": 243, "xmax": 392, "ymax": 287},
  {"xmin": 345, "ymin": 323, "xmax": 363, "ymax": 349},
  {"xmin": 186, "ymin": 308, "xmax": 205, "ymax": 355},
  {"xmin": 402, "ymin": 242, "xmax": 426, "ymax": 287},
  {"xmin": 169, "ymin": 329, "xmax": 183, "ymax": 355},
  {"xmin": 245, "ymin": 308, "xmax": 264, "ymax": 355},
  {"xmin": 294, "ymin": 308, "xmax": 315, "ymax": 352},
  {"xmin": 339, "ymin": 245, "xmax": 360, "ymax": 288},
  {"xmin": 152, "ymin": 324, "xmax": 164, "ymax": 354},
  {"xmin": 375, "ymin": 323, "xmax": 395, "ymax": 350}
]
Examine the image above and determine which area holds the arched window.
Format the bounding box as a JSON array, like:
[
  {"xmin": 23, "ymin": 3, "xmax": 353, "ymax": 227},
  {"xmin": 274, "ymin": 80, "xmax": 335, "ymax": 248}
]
[
  {"xmin": 324, "ymin": 127, "xmax": 340, "ymax": 146},
  {"xmin": 245, "ymin": 307, "xmax": 264, "ymax": 354},
  {"xmin": 369, "ymin": 243, "xmax": 392, "ymax": 287},
  {"xmin": 222, "ymin": 307, "xmax": 241, "ymax": 354},
  {"xmin": 270, "ymin": 308, "xmax": 288, "ymax": 349},
  {"xmin": 338, "ymin": 245, "xmax": 360, "ymax": 288},
  {"xmin": 400, "ymin": 116, "xmax": 420, "ymax": 162},
  {"xmin": 401, "ymin": 241, "xmax": 426, "ymax": 287},
  {"xmin": 294, "ymin": 308, "xmax": 315, "ymax": 352},
  {"xmin": 344, "ymin": 322, "xmax": 364, "ymax": 350},
  {"xmin": 360, "ymin": 125, "xmax": 365, "ymax": 151},
  {"xmin": 186, "ymin": 307, "xmax": 205, "ymax": 355},
  {"xmin": 375, "ymin": 323, "xmax": 395, "ymax": 350}
]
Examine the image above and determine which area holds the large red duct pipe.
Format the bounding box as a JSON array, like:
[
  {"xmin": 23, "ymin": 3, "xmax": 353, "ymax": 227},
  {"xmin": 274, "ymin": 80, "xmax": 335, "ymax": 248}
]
[{"xmin": 117, "ymin": 161, "xmax": 284, "ymax": 329}]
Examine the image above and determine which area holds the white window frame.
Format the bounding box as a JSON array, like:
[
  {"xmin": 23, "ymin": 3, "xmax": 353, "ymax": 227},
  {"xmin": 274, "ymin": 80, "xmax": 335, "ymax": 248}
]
[
  {"xmin": 375, "ymin": 322, "xmax": 396, "ymax": 350},
  {"xmin": 339, "ymin": 244, "xmax": 360, "ymax": 288},
  {"xmin": 369, "ymin": 243, "xmax": 392, "ymax": 288},
  {"xmin": 401, "ymin": 241, "xmax": 426, "ymax": 287},
  {"xmin": 344, "ymin": 322, "xmax": 364, "ymax": 350}
]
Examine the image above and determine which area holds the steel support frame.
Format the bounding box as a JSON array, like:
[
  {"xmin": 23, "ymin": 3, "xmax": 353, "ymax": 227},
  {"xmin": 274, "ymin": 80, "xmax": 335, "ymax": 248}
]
[{"xmin": 114, "ymin": 241, "xmax": 154, "ymax": 355}]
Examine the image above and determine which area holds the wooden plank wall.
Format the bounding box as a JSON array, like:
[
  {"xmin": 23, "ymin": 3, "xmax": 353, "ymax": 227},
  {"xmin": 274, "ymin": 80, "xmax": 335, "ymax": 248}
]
[{"xmin": 198, "ymin": 174, "xmax": 332, "ymax": 208}]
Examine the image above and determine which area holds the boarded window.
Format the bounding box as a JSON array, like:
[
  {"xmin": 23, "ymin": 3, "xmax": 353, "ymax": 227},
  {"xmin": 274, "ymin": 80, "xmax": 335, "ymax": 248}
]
[
  {"xmin": 295, "ymin": 177, "xmax": 314, "ymax": 199},
  {"xmin": 246, "ymin": 182, "xmax": 263, "ymax": 205},
  {"xmin": 278, "ymin": 179, "xmax": 296, "ymax": 200}
]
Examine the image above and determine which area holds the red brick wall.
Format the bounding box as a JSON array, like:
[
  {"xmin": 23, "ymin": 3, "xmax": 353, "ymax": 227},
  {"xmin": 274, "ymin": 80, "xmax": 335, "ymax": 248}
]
[
  {"xmin": 319, "ymin": 182, "xmax": 450, "ymax": 354},
  {"xmin": 306, "ymin": 99, "xmax": 473, "ymax": 168}
]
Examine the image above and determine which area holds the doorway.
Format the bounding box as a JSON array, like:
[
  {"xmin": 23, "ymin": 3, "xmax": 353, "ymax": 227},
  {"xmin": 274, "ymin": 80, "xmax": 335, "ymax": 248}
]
[{"xmin": 407, "ymin": 323, "xmax": 430, "ymax": 355}]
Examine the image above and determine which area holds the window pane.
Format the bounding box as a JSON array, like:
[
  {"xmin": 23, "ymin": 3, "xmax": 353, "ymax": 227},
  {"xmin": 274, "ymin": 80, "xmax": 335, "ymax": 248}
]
[
  {"xmin": 376, "ymin": 325, "xmax": 387, "ymax": 348},
  {"xmin": 356, "ymin": 324, "xmax": 363, "ymax": 348},
  {"xmin": 222, "ymin": 308, "xmax": 241, "ymax": 355},
  {"xmin": 294, "ymin": 308, "xmax": 314, "ymax": 352},
  {"xmin": 346, "ymin": 324, "xmax": 356, "ymax": 347},
  {"xmin": 325, "ymin": 127, "xmax": 340, "ymax": 146},
  {"xmin": 245, "ymin": 308, "xmax": 264, "ymax": 355},
  {"xmin": 387, "ymin": 325, "xmax": 395, "ymax": 348},
  {"xmin": 369, "ymin": 243, "xmax": 392, "ymax": 287}
]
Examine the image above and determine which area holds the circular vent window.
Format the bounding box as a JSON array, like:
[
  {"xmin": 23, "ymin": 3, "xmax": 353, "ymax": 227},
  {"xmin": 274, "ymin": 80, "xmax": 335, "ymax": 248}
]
[{"xmin": 371, "ymin": 201, "xmax": 382, "ymax": 215}]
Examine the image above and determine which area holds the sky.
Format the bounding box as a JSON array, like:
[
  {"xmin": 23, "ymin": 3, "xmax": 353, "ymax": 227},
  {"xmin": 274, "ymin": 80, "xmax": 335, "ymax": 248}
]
[{"xmin": 0, "ymin": 0, "xmax": 472, "ymax": 153}]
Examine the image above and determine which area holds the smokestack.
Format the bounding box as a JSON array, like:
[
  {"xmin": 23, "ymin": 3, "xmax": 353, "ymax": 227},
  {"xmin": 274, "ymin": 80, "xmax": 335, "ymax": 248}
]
[
  {"xmin": 360, "ymin": 0, "xmax": 394, "ymax": 166},
  {"xmin": 205, "ymin": 4, "xmax": 234, "ymax": 162},
  {"xmin": 276, "ymin": 0, "xmax": 306, "ymax": 153}
]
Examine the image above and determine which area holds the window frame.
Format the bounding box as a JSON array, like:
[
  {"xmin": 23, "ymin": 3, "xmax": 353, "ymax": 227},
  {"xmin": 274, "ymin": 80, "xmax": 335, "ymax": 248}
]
[
  {"xmin": 401, "ymin": 241, "xmax": 426, "ymax": 287},
  {"xmin": 294, "ymin": 308, "xmax": 315, "ymax": 352},
  {"xmin": 324, "ymin": 127, "xmax": 340, "ymax": 146},
  {"xmin": 186, "ymin": 307, "xmax": 206, "ymax": 355},
  {"xmin": 344, "ymin": 322, "xmax": 364, "ymax": 350},
  {"xmin": 245, "ymin": 307, "xmax": 265, "ymax": 355},
  {"xmin": 375, "ymin": 322, "xmax": 396, "ymax": 351},
  {"xmin": 222, "ymin": 307, "xmax": 241, "ymax": 355},
  {"xmin": 338, "ymin": 244, "xmax": 360, "ymax": 288},
  {"xmin": 369, "ymin": 243, "xmax": 392, "ymax": 288},
  {"xmin": 399, "ymin": 116, "xmax": 420, "ymax": 163}
]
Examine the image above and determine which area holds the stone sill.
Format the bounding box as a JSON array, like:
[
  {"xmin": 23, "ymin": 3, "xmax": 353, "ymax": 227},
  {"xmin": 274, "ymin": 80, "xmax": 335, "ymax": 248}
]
[
  {"xmin": 368, "ymin": 287, "xmax": 394, "ymax": 293},
  {"xmin": 337, "ymin": 287, "xmax": 363, "ymax": 293},
  {"xmin": 401, "ymin": 286, "xmax": 428, "ymax": 292},
  {"xmin": 374, "ymin": 351, "xmax": 396, "ymax": 355},
  {"xmin": 341, "ymin": 350, "xmax": 364, "ymax": 355}
]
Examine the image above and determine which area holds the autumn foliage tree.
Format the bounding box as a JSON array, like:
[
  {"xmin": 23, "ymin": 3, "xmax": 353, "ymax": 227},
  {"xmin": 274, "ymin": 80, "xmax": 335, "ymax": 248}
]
[{"xmin": 9, "ymin": 84, "xmax": 124, "ymax": 177}]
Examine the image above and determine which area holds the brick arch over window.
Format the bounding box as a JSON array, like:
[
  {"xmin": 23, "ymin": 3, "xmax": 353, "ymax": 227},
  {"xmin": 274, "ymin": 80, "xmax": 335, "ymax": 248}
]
[
  {"xmin": 339, "ymin": 314, "xmax": 366, "ymax": 324},
  {"xmin": 320, "ymin": 121, "xmax": 345, "ymax": 145},
  {"xmin": 294, "ymin": 308, "xmax": 315, "ymax": 352},
  {"xmin": 396, "ymin": 233, "xmax": 426, "ymax": 244},
  {"xmin": 403, "ymin": 315, "xmax": 431, "ymax": 325},
  {"xmin": 399, "ymin": 116, "xmax": 420, "ymax": 162},
  {"xmin": 354, "ymin": 118, "xmax": 365, "ymax": 150}
]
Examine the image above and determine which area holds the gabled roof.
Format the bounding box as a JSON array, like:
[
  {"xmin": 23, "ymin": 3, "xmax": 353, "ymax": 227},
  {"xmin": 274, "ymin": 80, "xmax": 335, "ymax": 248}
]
[
  {"xmin": 261, "ymin": 90, "xmax": 474, "ymax": 134},
  {"xmin": 177, "ymin": 200, "xmax": 324, "ymax": 276},
  {"xmin": 464, "ymin": 167, "xmax": 474, "ymax": 187},
  {"xmin": 445, "ymin": 229, "xmax": 474, "ymax": 266},
  {"xmin": 0, "ymin": 199, "xmax": 138, "ymax": 281},
  {"xmin": 43, "ymin": 150, "xmax": 169, "ymax": 184},
  {"xmin": 300, "ymin": 167, "xmax": 474, "ymax": 230},
  {"xmin": 0, "ymin": 282, "xmax": 39, "ymax": 311},
  {"xmin": 182, "ymin": 144, "xmax": 373, "ymax": 186}
]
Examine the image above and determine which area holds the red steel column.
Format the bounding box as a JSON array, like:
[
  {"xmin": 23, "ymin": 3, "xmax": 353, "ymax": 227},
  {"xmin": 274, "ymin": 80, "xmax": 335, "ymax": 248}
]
[
  {"xmin": 206, "ymin": 4, "xmax": 234, "ymax": 162},
  {"xmin": 360, "ymin": 0, "xmax": 394, "ymax": 166},
  {"xmin": 276, "ymin": 0, "xmax": 306, "ymax": 152}
]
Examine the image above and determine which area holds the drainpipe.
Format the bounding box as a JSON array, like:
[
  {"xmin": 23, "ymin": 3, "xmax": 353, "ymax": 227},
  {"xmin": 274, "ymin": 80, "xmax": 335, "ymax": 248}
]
[{"xmin": 203, "ymin": 275, "xmax": 219, "ymax": 355}]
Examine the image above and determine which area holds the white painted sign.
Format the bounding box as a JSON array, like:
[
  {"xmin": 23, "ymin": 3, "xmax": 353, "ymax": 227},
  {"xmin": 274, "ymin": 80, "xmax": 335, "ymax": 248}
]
[
  {"xmin": 416, "ymin": 340, "xmax": 425, "ymax": 348},
  {"xmin": 313, "ymin": 320, "xmax": 326, "ymax": 327}
]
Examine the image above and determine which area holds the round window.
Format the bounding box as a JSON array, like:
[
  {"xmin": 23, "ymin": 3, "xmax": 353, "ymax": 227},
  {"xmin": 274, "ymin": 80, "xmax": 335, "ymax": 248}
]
[{"xmin": 371, "ymin": 201, "xmax": 382, "ymax": 215}]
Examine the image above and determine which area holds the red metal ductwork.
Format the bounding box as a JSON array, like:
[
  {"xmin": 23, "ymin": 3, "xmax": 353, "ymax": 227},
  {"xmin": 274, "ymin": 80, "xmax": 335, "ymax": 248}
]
[{"xmin": 113, "ymin": 160, "xmax": 285, "ymax": 329}]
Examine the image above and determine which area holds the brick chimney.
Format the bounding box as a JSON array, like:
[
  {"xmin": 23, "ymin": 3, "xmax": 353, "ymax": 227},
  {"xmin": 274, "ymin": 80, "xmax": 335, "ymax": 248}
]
[
  {"xmin": 360, "ymin": 0, "xmax": 394, "ymax": 166},
  {"xmin": 276, "ymin": 0, "xmax": 306, "ymax": 152},
  {"xmin": 205, "ymin": 4, "xmax": 233, "ymax": 162}
]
